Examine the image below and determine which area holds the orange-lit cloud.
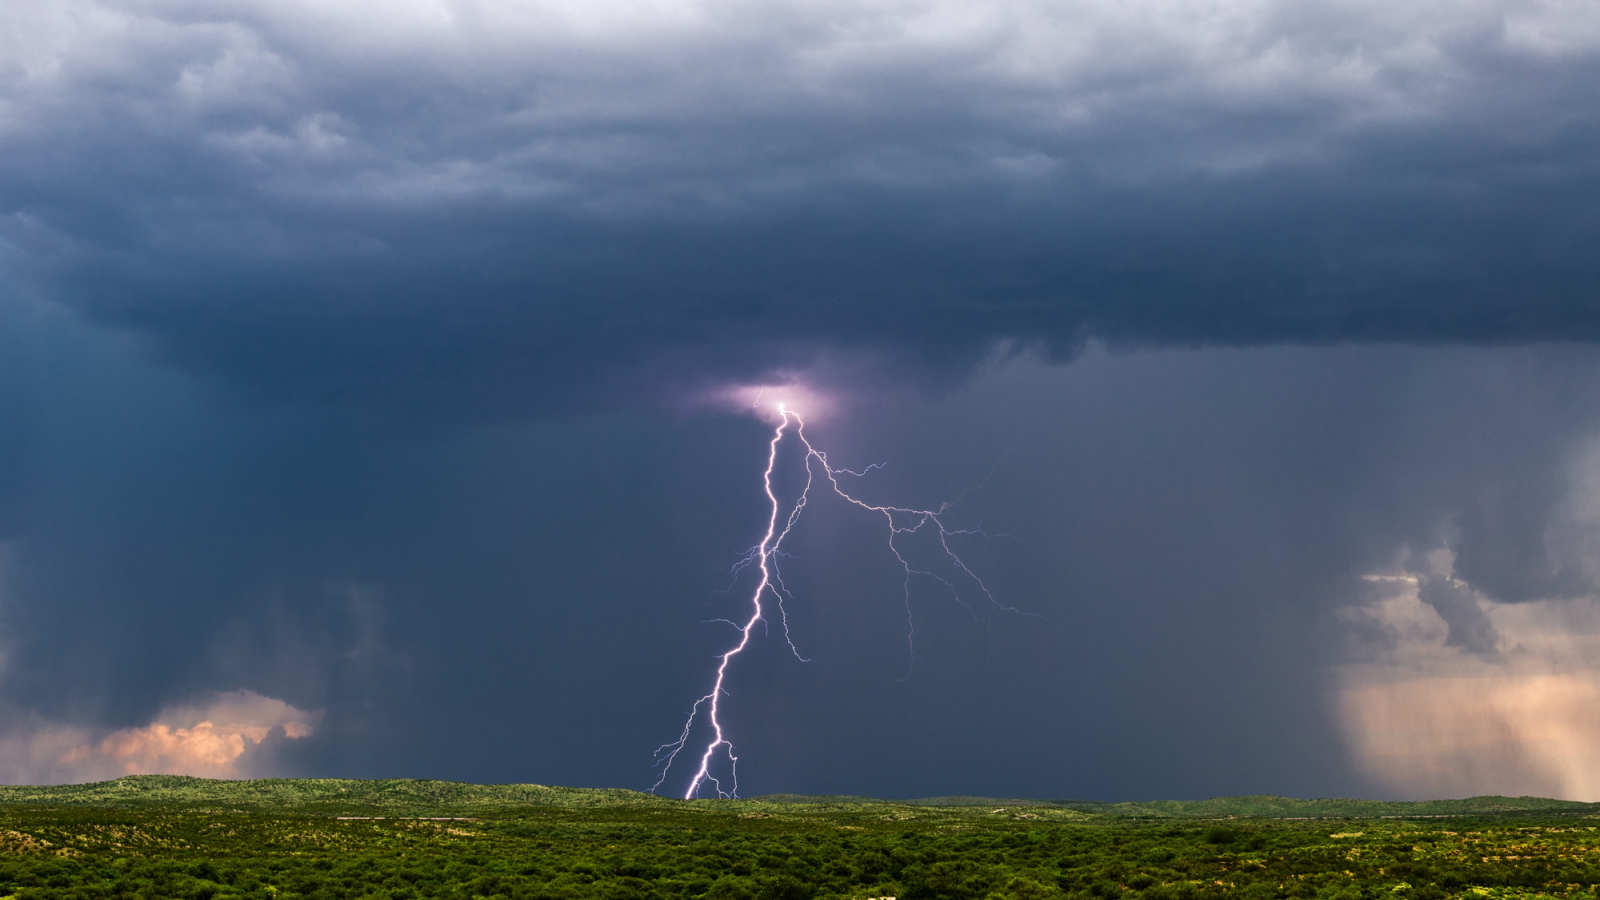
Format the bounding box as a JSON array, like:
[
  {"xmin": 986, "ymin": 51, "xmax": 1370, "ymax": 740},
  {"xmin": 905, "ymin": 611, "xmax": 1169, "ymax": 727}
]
[
  {"xmin": 0, "ymin": 690, "xmax": 319, "ymax": 785},
  {"xmin": 84, "ymin": 722, "xmax": 254, "ymax": 777}
]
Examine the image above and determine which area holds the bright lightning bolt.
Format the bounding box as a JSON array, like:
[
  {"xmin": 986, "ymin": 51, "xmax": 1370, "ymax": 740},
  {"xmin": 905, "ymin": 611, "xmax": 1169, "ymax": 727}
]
[{"xmin": 652, "ymin": 402, "xmax": 1024, "ymax": 799}]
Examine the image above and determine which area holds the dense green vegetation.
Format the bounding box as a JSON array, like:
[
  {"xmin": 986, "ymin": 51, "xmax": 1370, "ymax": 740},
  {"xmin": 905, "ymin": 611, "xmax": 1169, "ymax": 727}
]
[
  {"xmin": 4, "ymin": 778, "xmax": 1591, "ymax": 820},
  {"xmin": 3, "ymin": 778, "xmax": 1600, "ymax": 900},
  {"xmin": 1053, "ymin": 797, "xmax": 1599, "ymax": 820}
]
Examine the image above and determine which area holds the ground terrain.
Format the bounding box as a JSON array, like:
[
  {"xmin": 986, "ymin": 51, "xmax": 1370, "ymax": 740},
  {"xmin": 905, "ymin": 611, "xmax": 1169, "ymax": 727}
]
[{"xmin": 1, "ymin": 778, "xmax": 1597, "ymax": 900}]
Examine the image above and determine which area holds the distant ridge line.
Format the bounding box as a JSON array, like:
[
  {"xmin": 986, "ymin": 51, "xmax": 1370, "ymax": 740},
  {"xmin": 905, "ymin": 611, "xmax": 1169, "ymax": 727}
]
[{"xmin": 0, "ymin": 776, "xmax": 1592, "ymax": 819}]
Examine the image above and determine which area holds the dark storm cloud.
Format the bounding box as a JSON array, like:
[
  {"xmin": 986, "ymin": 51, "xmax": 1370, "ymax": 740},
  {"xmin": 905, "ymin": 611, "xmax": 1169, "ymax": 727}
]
[
  {"xmin": 4, "ymin": 0, "xmax": 1600, "ymax": 416},
  {"xmin": 7, "ymin": 297, "xmax": 1600, "ymax": 797},
  {"xmin": 1415, "ymin": 574, "xmax": 1501, "ymax": 658},
  {"xmin": 18, "ymin": 330, "xmax": 1600, "ymax": 798},
  {"xmin": 0, "ymin": 309, "xmax": 37, "ymax": 538},
  {"xmin": 8, "ymin": 0, "xmax": 1600, "ymax": 801}
]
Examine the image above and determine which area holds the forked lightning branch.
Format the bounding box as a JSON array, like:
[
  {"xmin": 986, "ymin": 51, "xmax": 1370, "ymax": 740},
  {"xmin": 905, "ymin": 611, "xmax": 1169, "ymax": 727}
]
[{"xmin": 651, "ymin": 402, "xmax": 1022, "ymax": 799}]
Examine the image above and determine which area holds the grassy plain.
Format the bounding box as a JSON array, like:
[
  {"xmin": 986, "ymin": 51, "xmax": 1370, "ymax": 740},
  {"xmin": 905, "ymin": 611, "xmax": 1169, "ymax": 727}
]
[{"xmin": 2, "ymin": 778, "xmax": 1600, "ymax": 900}]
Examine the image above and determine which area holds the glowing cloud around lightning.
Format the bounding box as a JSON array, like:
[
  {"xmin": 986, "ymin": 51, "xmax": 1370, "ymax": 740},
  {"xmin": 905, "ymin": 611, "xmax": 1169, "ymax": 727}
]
[{"xmin": 652, "ymin": 402, "xmax": 1020, "ymax": 799}]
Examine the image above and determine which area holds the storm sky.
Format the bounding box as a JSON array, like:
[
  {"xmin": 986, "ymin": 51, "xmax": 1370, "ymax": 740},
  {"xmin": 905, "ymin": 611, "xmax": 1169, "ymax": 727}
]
[{"xmin": 3, "ymin": 0, "xmax": 1600, "ymax": 800}]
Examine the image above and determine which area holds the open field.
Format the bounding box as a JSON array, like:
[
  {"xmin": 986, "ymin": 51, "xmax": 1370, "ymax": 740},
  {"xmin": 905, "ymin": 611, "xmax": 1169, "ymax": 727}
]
[{"xmin": 2, "ymin": 778, "xmax": 1600, "ymax": 900}]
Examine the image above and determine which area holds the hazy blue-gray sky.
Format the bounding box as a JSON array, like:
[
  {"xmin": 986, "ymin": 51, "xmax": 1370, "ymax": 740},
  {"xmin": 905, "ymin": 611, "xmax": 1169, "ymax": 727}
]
[{"xmin": 3, "ymin": 0, "xmax": 1600, "ymax": 800}]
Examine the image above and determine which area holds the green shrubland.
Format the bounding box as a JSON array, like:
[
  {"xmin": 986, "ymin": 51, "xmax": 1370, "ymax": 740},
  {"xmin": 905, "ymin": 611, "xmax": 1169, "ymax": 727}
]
[{"xmin": 1, "ymin": 778, "xmax": 1598, "ymax": 900}]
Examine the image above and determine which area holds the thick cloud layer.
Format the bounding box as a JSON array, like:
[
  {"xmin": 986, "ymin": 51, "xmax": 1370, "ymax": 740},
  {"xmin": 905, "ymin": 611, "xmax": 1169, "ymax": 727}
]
[
  {"xmin": 4, "ymin": 0, "xmax": 1600, "ymax": 415},
  {"xmin": 5, "ymin": 1, "xmax": 1600, "ymax": 799}
]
